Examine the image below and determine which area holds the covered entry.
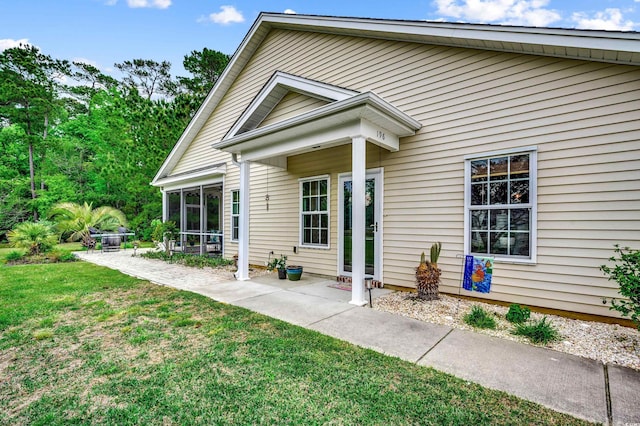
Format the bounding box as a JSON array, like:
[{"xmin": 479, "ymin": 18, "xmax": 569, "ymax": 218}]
[{"xmin": 214, "ymin": 72, "xmax": 421, "ymax": 305}]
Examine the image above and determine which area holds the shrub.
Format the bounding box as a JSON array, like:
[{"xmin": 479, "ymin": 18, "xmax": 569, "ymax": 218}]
[
  {"xmin": 463, "ymin": 305, "xmax": 497, "ymax": 329},
  {"xmin": 513, "ymin": 317, "xmax": 559, "ymax": 344},
  {"xmin": 505, "ymin": 304, "xmax": 531, "ymax": 324},
  {"xmin": 141, "ymin": 251, "xmax": 233, "ymax": 269},
  {"xmin": 5, "ymin": 250, "xmax": 24, "ymax": 262},
  {"xmin": 600, "ymin": 245, "xmax": 640, "ymax": 330},
  {"xmin": 7, "ymin": 221, "xmax": 58, "ymax": 255}
]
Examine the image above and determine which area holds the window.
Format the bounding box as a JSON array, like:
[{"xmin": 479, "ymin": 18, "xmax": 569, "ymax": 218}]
[
  {"xmin": 231, "ymin": 190, "xmax": 240, "ymax": 242},
  {"xmin": 466, "ymin": 149, "xmax": 536, "ymax": 261},
  {"xmin": 300, "ymin": 176, "xmax": 329, "ymax": 247}
]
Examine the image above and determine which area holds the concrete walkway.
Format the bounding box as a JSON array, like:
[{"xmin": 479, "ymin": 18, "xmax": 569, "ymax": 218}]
[{"xmin": 75, "ymin": 249, "xmax": 640, "ymax": 425}]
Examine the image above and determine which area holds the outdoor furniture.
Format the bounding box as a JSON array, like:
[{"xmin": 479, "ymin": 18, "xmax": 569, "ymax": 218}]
[{"xmin": 88, "ymin": 228, "xmax": 136, "ymax": 253}]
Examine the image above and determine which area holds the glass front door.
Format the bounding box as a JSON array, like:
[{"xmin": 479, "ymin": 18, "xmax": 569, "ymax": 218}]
[{"xmin": 339, "ymin": 170, "xmax": 381, "ymax": 279}]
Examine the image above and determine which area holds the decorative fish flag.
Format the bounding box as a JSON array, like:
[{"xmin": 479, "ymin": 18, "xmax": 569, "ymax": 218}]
[{"xmin": 462, "ymin": 255, "xmax": 494, "ymax": 293}]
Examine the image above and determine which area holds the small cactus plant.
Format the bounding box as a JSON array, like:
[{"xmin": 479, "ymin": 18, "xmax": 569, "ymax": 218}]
[{"xmin": 416, "ymin": 242, "xmax": 442, "ymax": 300}]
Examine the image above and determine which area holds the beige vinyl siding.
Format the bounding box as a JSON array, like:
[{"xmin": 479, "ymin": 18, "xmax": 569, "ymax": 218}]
[
  {"xmin": 172, "ymin": 28, "xmax": 639, "ymax": 317},
  {"xmin": 259, "ymin": 92, "xmax": 329, "ymax": 128}
]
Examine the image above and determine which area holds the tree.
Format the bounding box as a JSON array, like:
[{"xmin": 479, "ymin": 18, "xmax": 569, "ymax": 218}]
[
  {"xmin": 115, "ymin": 59, "xmax": 176, "ymax": 100},
  {"xmin": 0, "ymin": 45, "xmax": 70, "ymax": 220},
  {"xmin": 178, "ymin": 48, "xmax": 230, "ymax": 100},
  {"xmin": 48, "ymin": 201, "xmax": 127, "ymax": 244}
]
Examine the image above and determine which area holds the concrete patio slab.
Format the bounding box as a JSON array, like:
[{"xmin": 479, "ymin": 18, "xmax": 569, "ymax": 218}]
[
  {"xmin": 234, "ymin": 290, "xmax": 355, "ymax": 327},
  {"xmin": 418, "ymin": 329, "xmax": 608, "ymax": 424},
  {"xmin": 310, "ymin": 307, "xmax": 452, "ymax": 362},
  {"xmin": 608, "ymin": 364, "xmax": 640, "ymax": 425}
]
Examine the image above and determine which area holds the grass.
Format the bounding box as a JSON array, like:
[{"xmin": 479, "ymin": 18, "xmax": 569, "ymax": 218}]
[
  {"xmin": 0, "ymin": 262, "xmax": 590, "ymax": 425},
  {"xmin": 464, "ymin": 305, "xmax": 498, "ymax": 329},
  {"xmin": 514, "ymin": 317, "xmax": 560, "ymax": 344}
]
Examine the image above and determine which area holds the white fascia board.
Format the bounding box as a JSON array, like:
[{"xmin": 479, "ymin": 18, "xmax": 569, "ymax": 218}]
[
  {"xmin": 152, "ymin": 164, "xmax": 227, "ymax": 188},
  {"xmin": 260, "ymin": 13, "xmax": 640, "ymax": 64}
]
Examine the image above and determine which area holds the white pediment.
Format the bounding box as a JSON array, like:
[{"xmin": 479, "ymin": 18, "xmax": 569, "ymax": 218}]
[{"xmin": 223, "ymin": 71, "xmax": 359, "ymax": 140}]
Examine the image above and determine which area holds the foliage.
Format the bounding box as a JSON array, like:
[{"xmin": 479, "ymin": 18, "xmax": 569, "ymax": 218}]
[
  {"xmin": 48, "ymin": 201, "xmax": 127, "ymax": 244},
  {"xmin": 0, "ymin": 263, "xmax": 588, "ymax": 425},
  {"xmin": 141, "ymin": 250, "xmax": 232, "ymax": 269},
  {"xmin": 506, "ymin": 304, "xmax": 531, "ymax": 324},
  {"xmin": 0, "ymin": 45, "xmax": 229, "ymax": 244},
  {"xmin": 4, "ymin": 250, "xmax": 24, "ymax": 262},
  {"xmin": 7, "ymin": 221, "xmax": 57, "ymax": 255},
  {"xmin": 415, "ymin": 242, "xmax": 442, "ymax": 300},
  {"xmin": 601, "ymin": 245, "xmax": 640, "ymax": 329},
  {"xmin": 150, "ymin": 220, "xmax": 178, "ymax": 247},
  {"xmin": 513, "ymin": 317, "xmax": 559, "ymax": 344},
  {"xmin": 464, "ymin": 305, "xmax": 497, "ymax": 329},
  {"xmin": 267, "ymin": 254, "xmax": 287, "ymax": 270}
]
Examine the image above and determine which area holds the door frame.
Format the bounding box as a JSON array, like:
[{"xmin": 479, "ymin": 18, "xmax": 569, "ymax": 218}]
[{"xmin": 337, "ymin": 167, "xmax": 383, "ymax": 281}]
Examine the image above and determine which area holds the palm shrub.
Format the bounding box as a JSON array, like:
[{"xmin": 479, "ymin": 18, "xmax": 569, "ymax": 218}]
[
  {"xmin": 601, "ymin": 244, "xmax": 640, "ymax": 330},
  {"xmin": 415, "ymin": 242, "xmax": 442, "ymax": 300},
  {"xmin": 7, "ymin": 221, "xmax": 57, "ymax": 255},
  {"xmin": 48, "ymin": 202, "xmax": 127, "ymax": 246}
]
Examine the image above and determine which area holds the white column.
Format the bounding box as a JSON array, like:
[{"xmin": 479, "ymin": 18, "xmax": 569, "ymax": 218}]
[
  {"xmin": 350, "ymin": 136, "xmax": 367, "ymax": 306},
  {"xmin": 161, "ymin": 189, "xmax": 167, "ymax": 221},
  {"xmin": 236, "ymin": 160, "xmax": 251, "ymax": 280}
]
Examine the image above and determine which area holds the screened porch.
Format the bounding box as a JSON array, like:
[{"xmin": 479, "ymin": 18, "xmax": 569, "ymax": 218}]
[{"xmin": 165, "ymin": 184, "xmax": 224, "ymax": 256}]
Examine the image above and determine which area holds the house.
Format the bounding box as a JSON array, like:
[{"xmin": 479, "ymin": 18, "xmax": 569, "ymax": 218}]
[{"xmin": 152, "ymin": 13, "xmax": 640, "ymax": 318}]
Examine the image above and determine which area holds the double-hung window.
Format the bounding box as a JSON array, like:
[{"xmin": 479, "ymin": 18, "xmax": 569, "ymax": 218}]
[
  {"xmin": 300, "ymin": 176, "xmax": 329, "ymax": 248},
  {"xmin": 466, "ymin": 149, "xmax": 536, "ymax": 262},
  {"xmin": 231, "ymin": 190, "xmax": 240, "ymax": 242}
]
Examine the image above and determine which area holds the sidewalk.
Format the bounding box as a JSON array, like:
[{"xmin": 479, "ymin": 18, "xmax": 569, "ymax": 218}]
[{"xmin": 75, "ymin": 250, "xmax": 640, "ymax": 425}]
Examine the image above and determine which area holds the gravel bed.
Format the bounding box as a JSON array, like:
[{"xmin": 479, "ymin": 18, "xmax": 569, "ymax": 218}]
[{"xmin": 373, "ymin": 292, "xmax": 640, "ymax": 370}]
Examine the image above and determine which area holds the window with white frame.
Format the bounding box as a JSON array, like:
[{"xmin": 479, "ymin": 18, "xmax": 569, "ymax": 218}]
[
  {"xmin": 466, "ymin": 149, "xmax": 536, "ymax": 260},
  {"xmin": 231, "ymin": 190, "xmax": 240, "ymax": 242},
  {"xmin": 300, "ymin": 176, "xmax": 329, "ymax": 247}
]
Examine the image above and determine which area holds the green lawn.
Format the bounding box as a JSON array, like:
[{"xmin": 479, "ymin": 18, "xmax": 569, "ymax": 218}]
[{"xmin": 0, "ymin": 262, "xmax": 591, "ymax": 425}]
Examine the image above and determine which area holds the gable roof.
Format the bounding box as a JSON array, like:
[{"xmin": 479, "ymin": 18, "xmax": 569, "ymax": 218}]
[
  {"xmin": 152, "ymin": 13, "xmax": 640, "ymax": 185},
  {"xmin": 224, "ymin": 71, "xmax": 358, "ymax": 139}
]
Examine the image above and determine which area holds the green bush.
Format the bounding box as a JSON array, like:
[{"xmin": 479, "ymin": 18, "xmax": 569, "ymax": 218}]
[
  {"xmin": 463, "ymin": 305, "xmax": 497, "ymax": 329},
  {"xmin": 601, "ymin": 245, "xmax": 640, "ymax": 330},
  {"xmin": 5, "ymin": 250, "xmax": 24, "ymax": 262},
  {"xmin": 505, "ymin": 304, "xmax": 531, "ymax": 324},
  {"xmin": 513, "ymin": 317, "xmax": 559, "ymax": 344},
  {"xmin": 141, "ymin": 250, "xmax": 233, "ymax": 269},
  {"xmin": 7, "ymin": 221, "xmax": 58, "ymax": 255}
]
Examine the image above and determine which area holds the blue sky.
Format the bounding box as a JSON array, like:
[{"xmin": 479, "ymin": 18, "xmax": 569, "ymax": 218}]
[{"xmin": 1, "ymin": 0, "xmax": 639, "ymax": 77}]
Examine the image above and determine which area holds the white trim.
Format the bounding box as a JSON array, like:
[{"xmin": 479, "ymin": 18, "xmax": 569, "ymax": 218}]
[
  {"xmin": 161, "ymin": 175, "xmax": 224, "ymax": 192},
  {"xmin": 230, "ymin": 189, "xmax": 240, "ymax": 243},
  {"xmin": 224, "ymin": 72, "xmax": 359, "ymax": 140},
  {"xmin": 298, "ymin": 174, "xmax": 331, "ymax": 249},
  {"xmin": 338, "ymin": 168, "xmax": 383, "ymax": 281},
  {"xmin": 464, "ymin": 148, "xmax": 538, "ymax": 264}
]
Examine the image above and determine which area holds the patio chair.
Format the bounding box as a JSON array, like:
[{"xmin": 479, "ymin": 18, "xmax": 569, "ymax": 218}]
[{"xmin": 101, "ymin": 235, "xmax": 121, "ymax": 252}]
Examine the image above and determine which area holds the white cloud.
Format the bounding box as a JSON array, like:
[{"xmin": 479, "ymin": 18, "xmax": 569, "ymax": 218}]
[
  {"xmin": 571, "ymin": 8, "xmax": 637, "ymax": 31},
  {"xmin": 434, "ymin": 0, "xmax": 561, "ymax": 27},
  {"xmin": 126, "ymin": 0, "xmax": 171, "ymax": 9},
  {"xmin": 0, "ymin": 38, "xmax": 32, "ymax": 52},
  {"xmin": 203, "ymin": 5, "xmax": 245, "ymax": 25},
  {"xmin": 73, "ymin": 57, "xmax": 100, "ymax": 67},
  {"xmin": 105, "ymin": 0, "xmax": 117, "ymax": 5},
  {"xmin": 284, "ymin": 9, "xmax": 296, "ymax": 14}
]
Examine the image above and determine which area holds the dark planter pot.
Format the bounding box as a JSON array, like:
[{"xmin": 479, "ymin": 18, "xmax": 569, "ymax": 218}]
[
  {"xmin": 286, "ymin": 266, "xmax": 303, "ymax": 281},
  {"xmin": 277, "ymin": 268, "xmax": 287, "ymax": 280}
]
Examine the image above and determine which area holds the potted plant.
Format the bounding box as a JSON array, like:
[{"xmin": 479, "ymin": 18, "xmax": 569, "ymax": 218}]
[
  {"xmin": 286, "ymin": 265, "xmax": 303, "ymax": 281},
  {"xmin": 267, "ymin": 254, "xmax": 287, "ymax": 279}
]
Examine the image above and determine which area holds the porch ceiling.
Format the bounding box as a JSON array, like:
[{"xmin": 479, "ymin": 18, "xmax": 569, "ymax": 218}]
[{"xmin": 212, "ymin": 92, "xmax": 422, "ymax": 167}]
